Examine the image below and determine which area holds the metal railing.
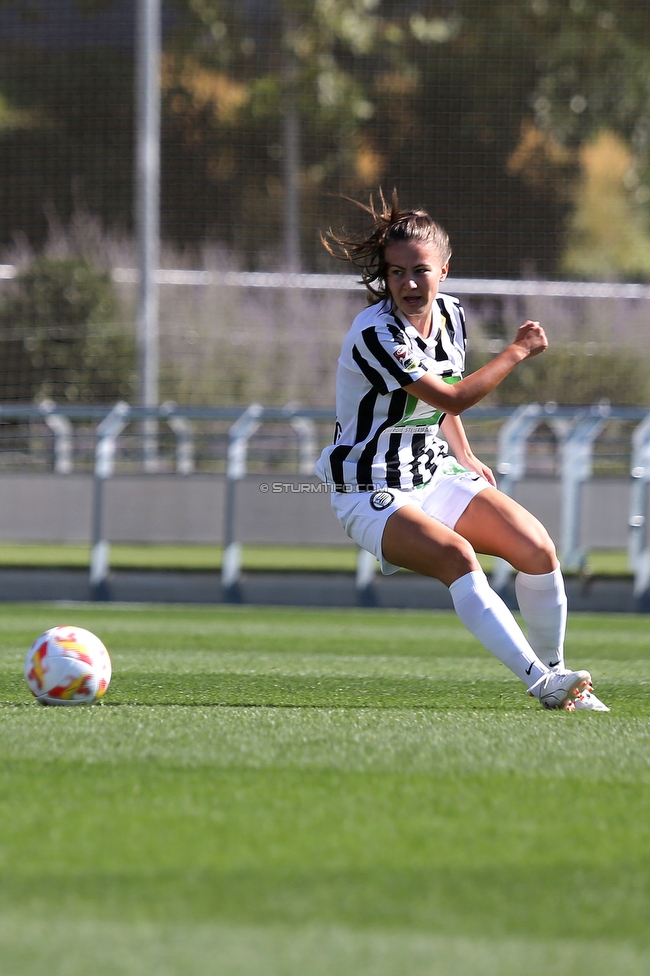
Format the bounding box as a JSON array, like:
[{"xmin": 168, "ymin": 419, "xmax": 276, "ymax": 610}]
[
  {"xmin": 1, "ymin": 400, "xmax": 650, "ymax": 607},
  {"xmin": 491, "ymin": 401, "xmax": 615, "ymax": 589},
  {"xmin": 6, "ymin": 262, "xmax": 650, "ymax": 299}
]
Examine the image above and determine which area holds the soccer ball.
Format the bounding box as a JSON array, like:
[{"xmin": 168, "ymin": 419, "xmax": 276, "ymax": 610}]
[{"xmin": 24, "ymin": 626, "xmax": 112, "ymax": 706}]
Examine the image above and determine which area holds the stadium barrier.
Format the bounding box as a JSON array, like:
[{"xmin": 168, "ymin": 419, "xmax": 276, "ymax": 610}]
[{"xmin": 0, "ymin": 401, "xmax": 649, "ymax": 607}]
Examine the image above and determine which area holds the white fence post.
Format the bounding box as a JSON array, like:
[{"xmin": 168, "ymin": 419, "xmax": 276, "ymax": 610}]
[
  {"xmin": 557, "ymin": 403, "xmax": 610, "ymax": 572},
  {"xmin": 355, "ymin": 548, "xmax": 378, "ymax": 607},
  {"xmin": 629, "ymin": 411, "xmax": 650, "ymax": 608},
  {"xmin": 491, "ymin": 403, "xmax": 544, "ymax": 593},
  {"xmin": 222, "ymin": 404, "xmax": 264, "ymax": 601},
  {"xmin": 90, "ymin": 402, "xmax": 131, "ymax": 601},
  {"xmin": 161, "ymin": 400, "xmax": 195, "ymax": 475},
  {"xmin": 288, "ymin": 415, "xmax": 317, "ymax": 474},
  {"xmin": 38, "ymin": 399, "xmax": 73, "ymax": 474}
]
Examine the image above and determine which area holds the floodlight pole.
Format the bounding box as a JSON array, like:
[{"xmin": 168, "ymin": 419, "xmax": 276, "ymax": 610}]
[
  {"xmin": 136, "ymin": 0, "xmax": 161, "ymax": 471},
  {"xmin": 282, "ymin": 11, "xmax": 301, "ymax": 273}
]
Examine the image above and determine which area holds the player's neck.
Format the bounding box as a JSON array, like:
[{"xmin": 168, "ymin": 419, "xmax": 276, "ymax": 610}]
[{"xmin": 406, "ymin": 309, "xmax": 433, "ymax": 338}]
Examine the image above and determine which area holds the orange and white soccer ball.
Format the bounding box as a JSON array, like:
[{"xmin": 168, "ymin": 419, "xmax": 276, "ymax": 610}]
[{"xmin": 24, "ymin": 626, "xmax": 112, "ymax": 706}]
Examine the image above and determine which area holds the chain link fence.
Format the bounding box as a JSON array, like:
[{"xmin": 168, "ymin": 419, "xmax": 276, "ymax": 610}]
[{"xmin": 1, "ymin": 2, "xmax": 650, "ymax": 442}]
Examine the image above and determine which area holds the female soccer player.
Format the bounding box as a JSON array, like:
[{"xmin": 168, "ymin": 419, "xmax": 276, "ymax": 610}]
[{"xmin": 316, "ymin": 192, "xmax": 608, "ymax": 711}]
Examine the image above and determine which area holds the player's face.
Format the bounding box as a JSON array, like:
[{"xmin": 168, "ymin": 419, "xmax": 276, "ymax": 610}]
[{"xmin": 384, "ymin": 239, "xmax": 449, "ymax": 335}]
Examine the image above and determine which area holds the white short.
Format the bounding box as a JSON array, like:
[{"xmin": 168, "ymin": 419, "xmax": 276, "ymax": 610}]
[{"xmin": 330, "ymin": 457, "xmax": 490, "ymax": 575}]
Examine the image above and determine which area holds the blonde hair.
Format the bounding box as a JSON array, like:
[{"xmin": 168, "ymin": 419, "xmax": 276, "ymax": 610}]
[{"xmin": 321, "ymin": 189, "xmax": 451, "ymax": 302}]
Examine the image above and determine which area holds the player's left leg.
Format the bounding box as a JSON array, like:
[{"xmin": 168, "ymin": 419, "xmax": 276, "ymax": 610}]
[
  {"xmin": 454, "ymin": 488, "xmax": 567, "ymax": 670},
  {"xmin": 438, "ymin": 482, "xmax": 607, "ymax": 711},
  {"xmin": 382, "ymin": 495, "xmax": 593, "ymax": 710}
]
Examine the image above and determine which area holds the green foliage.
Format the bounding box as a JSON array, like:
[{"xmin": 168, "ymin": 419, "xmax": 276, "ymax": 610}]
[
  {"xmin": 0, "ymin": 49, "xmax": 134, "ymax": 247},
  {"xmin": 468, "ymin": 342, "xmax": 649, "ymax": 407},
  {"xmin": 481, "ymin": 2, "xmax": 650, "ymax": 277},
  {"xmin": 3, "ymin": 2, "xmax": 650, "ymax": 277},
  {"xmin": 0, "ymin": 256, "xmax": 135, "ymax": 403},
  {"xmin": 161, "ymin": 1, "xmax": 650, "ymax": 274},
  {"xmin": 562, "ymin": 130, "xmax": 650, "ymax": 280},
  {"xmin": 524, "ymin": 0, "xmax": 650, "ymax": 151}
]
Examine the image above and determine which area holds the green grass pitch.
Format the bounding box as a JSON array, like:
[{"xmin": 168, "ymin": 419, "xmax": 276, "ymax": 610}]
[{"xmin": 0, "ymin": 603, "xmax": 649, "ymax": 975}]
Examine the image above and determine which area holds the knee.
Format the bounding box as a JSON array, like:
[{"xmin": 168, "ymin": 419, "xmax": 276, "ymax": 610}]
[
  {"xmin": 517, "ymin": 529, "xmax": 558, "ymax": 575},
  {"xmin": 441, "ymin": 538, "xmax": 481, "ymax": 586}
]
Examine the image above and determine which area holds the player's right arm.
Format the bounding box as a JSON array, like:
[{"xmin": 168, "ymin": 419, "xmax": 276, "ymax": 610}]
[{"xmin": 404, "ymin": 320, "xmax": 547, "ymax": 416}]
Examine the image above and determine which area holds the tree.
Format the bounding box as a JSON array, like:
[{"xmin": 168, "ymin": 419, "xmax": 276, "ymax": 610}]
[
  {"xmin": 0, "ymin": 257, "xmax": 135, "ymax": 403},
  {"xmin": 487, "ymin": 0, "xmax": 650, "ymax": 278},
  {"xmin": 3, "ymin": 1, "xmax": 650, "ymax": 277},
  {"xmin": 163, "ymin": 1, "xmax": 441, "ymax": 266},
  {"xmin": 160, "ymin": 0, "xmax": 583, "ymax": 275},
  {"xmin": 562, "ymin": 130, "xmax": 650, "ymax": 279}
]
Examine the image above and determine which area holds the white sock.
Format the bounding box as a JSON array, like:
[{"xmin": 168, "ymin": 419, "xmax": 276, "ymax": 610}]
[
  {"xmin": 515, "ymin": 566, "xmax": 566, "ymax": 670},
  {"xmin": 449, "ymin": 570, "xmax": 548, "ymax": 686}
]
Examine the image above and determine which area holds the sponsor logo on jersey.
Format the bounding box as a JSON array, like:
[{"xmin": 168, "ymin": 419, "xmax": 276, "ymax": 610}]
[
  {"xmin": 393, "ymin": 344, "xmax": 421, "ymax": 372},
  {"xmin": 369, "ymin": 489, "xmax": 395, "ymax": 511}
]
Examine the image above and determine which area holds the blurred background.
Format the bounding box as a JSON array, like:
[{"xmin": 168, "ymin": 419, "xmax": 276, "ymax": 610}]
[{"xmin": 0, "ymin": 0, "xmax": 649, "ymax": 482}]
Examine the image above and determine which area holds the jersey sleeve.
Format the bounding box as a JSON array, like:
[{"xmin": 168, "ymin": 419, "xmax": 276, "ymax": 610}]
[
  {"xmin": 351, "ymin": 321, "xmax": 429, "ymax": 395},
  {"xmin": 435, "ymin": 295, "xmax": 467, "ymax": 377},
  {"xmin": 456, "ymin": 301, "xmax": 468, "ymax": 367}
]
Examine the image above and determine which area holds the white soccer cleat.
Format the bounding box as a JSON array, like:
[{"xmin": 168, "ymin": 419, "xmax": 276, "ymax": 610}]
[
  {"xmin": 527, "ymin": 669, "xmax": 592, "ymax": 711},
  {"xmin": 548, "ymin": 667, "xmax": 610, "ymax": 712},
  {"xmin": 574, "ymin": 690, "xmax": 610, "ymax": 712}
]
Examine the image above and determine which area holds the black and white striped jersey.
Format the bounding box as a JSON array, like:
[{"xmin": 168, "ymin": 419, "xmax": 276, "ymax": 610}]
[{"xmin": 316, "ymin": 295, "xmax": 467, "ymax": 492}]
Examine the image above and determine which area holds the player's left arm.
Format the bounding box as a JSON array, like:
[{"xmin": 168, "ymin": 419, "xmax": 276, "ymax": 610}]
[{"xmin": 440, "ymin": 414, "xmax": 496, "ymax": 487}]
